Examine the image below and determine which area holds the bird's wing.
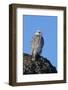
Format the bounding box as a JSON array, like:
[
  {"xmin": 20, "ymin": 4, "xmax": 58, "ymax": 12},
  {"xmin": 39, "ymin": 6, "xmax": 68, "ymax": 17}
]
[
  {"xmin": 36, "ymin": 36, "xmax": 44, "ymax": 54},
  {"xmin": 40, "ymin": 36, "xmax": 44, "ymax": 48}
]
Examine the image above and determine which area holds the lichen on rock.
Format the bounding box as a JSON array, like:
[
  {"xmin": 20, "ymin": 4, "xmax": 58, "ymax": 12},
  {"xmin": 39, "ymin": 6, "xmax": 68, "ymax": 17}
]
[{"xmin": 23, "ymin": 53, "xmax": 57, "ymax": 75}]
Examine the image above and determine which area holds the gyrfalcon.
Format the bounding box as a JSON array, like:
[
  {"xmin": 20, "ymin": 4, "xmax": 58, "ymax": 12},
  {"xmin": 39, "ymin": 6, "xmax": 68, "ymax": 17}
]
[{"xmin": 31, "ymin": 31, "xmax": 44, "ymax": 61}]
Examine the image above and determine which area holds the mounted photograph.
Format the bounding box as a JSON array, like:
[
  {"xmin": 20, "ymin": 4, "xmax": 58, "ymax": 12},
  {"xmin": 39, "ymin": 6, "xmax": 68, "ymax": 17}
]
[
  {"xmin": 9, "ymin": 4, "xmax": 66, "ymax": 86},
  {"xmin": 23, "ymin": 15, "xmax": 57, "ymax": 75}
]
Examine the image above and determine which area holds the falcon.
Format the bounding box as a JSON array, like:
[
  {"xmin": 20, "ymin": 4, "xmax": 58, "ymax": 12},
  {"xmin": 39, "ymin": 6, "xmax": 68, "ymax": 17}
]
[{"xmin": 31, "ymin": 31, "xmax": 44, "ymax": 61}]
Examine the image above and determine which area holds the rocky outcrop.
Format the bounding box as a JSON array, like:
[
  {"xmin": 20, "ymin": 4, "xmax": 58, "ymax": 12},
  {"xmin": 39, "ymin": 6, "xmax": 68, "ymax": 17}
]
[{"xmin": 23, "ymin": 53, "xmax": 57, "ymax": 75}]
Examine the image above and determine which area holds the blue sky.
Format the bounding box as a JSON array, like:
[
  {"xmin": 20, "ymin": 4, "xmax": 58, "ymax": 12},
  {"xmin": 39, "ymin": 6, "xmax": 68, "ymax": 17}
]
[{"xmin": 23, "ymin": 15, "xmax": 57, "ymax": 68}]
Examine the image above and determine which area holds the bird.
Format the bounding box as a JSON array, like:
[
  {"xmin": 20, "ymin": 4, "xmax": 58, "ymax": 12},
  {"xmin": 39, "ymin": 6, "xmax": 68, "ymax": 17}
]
[{"xmin": 31, "ymin": 30, "xmax": 44, "ymax": 61}]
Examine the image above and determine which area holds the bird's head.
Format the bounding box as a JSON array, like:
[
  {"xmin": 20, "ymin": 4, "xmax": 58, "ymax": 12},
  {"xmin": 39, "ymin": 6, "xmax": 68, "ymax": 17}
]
[{"xmin": 35, "ymin": 30, "xmax": 42, "ymax": 36}]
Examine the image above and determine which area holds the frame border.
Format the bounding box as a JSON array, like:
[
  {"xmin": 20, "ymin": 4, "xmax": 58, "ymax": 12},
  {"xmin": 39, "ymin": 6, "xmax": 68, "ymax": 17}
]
[{"xmin": 9, "ymin": 4, "xmax": 66, "ymax": 86}]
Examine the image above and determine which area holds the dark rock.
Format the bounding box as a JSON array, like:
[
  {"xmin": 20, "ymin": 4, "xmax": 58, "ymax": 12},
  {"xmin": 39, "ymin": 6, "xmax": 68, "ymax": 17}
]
[{"xmin": 23, "ymin": 53, "xmax": 57, "ymax": 75}]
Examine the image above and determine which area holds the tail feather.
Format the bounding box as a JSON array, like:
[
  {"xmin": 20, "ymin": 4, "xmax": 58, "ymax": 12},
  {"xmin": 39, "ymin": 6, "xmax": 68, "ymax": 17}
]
[
  {"xmin": 32, "ymin": 50, "xmax": 36, "ymax": 61},
  {"xmin": 32, "ymin": 57, "xmax": 35, "ymax": 61}
]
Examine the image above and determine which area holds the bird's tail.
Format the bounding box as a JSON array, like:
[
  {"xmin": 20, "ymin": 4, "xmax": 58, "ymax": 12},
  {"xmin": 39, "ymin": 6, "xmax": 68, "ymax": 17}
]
[
  {"xmin": 31, "ymin": 50, "xmax": 36, "ymax": 61},
  {"xmin": 32, "ymin": 57, "xmax": 35, "ymax": 61}
]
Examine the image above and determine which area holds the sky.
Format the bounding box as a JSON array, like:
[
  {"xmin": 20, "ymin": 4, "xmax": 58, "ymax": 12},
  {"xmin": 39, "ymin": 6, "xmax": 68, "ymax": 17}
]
[{"xmin": 23, "ymin": 15, "xmax": 57, "ymax": 68}]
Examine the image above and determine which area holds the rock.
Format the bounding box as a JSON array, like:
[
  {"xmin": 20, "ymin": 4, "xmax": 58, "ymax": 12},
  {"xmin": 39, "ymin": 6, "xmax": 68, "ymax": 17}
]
[{"xmin": 23, "ymin": 53, "xmax": 57, "ymax": 75}]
